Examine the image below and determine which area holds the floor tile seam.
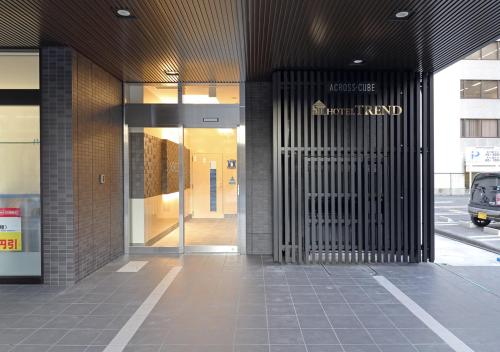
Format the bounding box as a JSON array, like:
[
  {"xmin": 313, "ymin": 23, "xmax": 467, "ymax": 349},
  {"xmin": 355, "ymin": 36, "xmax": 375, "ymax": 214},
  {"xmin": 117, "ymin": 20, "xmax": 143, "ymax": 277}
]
[
  {"xmin": 305, "ymin": 274, "xmax": 345, "ymax": 352},
  {"xmin": 261, "ymin": 256, "xmax": 271, "ymax": 352},
  {"xmin": 374, "ymin": 275, "xmax": 475, "ymax": 352},
  {"xmin": 357, "ymin": 278, "xmax": 418, "ymax": 349},
  {"xmin": 16, "ymin": 323, "xmax": 73, "ymax": 351},
  {"xmin": 333, "ymin": 281, "xmax": 381, "ymax": 352},
  {"xmin": 231, "ymin": 258, "xmax": 243, "ymax": 352}
]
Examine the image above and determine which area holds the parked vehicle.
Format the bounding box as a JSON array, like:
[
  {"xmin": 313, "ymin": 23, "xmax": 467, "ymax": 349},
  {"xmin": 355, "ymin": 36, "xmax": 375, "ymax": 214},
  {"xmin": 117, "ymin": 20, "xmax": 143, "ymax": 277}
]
[{"xmin": 468, "ymin": 173, "xmax": 500, "ymax": 227}]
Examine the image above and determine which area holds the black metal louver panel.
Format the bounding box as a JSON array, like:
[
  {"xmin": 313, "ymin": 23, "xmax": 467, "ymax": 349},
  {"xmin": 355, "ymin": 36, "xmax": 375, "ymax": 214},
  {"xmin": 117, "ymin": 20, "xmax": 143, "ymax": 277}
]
[{"xmin": 273, "ymin": 70, "xmax": 434, "ymax": 263}]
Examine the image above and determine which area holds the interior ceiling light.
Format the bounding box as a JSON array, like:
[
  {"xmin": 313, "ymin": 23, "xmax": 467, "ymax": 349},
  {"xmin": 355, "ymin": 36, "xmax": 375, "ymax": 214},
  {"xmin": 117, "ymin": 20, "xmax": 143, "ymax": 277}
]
[
  {"xmin": 352, "ymin": 59, "xmax": 364, "ymax": 64},
  {"xmin": 165, "ymin": 71, "xmax": 178, "ymax": 76},
  {"xmin": 116, "ymin": 9, "xmax": 131, "ymax": 17}
]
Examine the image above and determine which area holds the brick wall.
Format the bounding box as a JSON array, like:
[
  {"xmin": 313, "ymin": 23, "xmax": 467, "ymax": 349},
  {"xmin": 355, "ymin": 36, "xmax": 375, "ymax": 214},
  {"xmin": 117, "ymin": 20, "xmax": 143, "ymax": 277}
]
[
  {"xmin": 41, "ymin": 47, "xmax": 123, "ymax": 285},
  {"xmin": 245, "ymin": 82, "xmax": 273, "ymax": 254},
  {"xmin": 41, "ymin": 47, "xmax": 76, "ymax": 285}
]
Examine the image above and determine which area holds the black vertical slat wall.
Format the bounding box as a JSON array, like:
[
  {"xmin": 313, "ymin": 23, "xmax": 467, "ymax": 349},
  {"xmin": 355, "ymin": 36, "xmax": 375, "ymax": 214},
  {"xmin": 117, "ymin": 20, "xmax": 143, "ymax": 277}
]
[{"xmin": 273, "ymin": 70, "xmax": 434, "ymax": 263}]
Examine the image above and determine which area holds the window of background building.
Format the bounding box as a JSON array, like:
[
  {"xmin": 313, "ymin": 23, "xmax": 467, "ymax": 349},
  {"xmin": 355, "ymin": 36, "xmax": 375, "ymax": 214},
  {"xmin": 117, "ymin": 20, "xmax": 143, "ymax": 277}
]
[
  {"xmin": 481, "ymin": 80, "xmax": 498, "ymax": 98},
  {"xmin": 461, "ymin": 119, "xmax": 500, "ymax": 137},
  {"xmin": 461, "ymin": 80, "xmax": 500, "ymax": 99},
  {"xmin": 0, "ymin": 52, "xmax": 41, "ymax": 278},
  {"xmin": 464, "ymin": 41, "xmax": 500, "ymax": 60}
]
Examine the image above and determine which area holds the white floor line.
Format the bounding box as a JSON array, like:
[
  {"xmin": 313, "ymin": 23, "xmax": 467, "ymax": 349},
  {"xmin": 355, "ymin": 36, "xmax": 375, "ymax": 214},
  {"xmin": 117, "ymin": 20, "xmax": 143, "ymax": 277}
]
[
  {"xmin": 103, "ymin": 266, "xmax": 182, "ymax": 352},
  {"xmin": 374, "ymin": 276, "xmax": 474, "ymax": 352},
  {"xmin": 117, "ymin": 261, "xmax": 148, "ymax": 272}
]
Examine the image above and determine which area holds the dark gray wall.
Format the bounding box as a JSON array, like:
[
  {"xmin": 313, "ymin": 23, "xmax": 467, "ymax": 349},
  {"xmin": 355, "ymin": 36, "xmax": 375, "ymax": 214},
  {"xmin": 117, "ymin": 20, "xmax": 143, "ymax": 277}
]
[
  {"xmin": 41, "ymin": 46, "xmax": 123, "ymax": 285},
  {"xmin": 245, "ymin": 82, "xmax": 273, "ymax": 254},
  {"xmin": 41, "ymin": 47, "xmax": 76, "ymax": 285}
]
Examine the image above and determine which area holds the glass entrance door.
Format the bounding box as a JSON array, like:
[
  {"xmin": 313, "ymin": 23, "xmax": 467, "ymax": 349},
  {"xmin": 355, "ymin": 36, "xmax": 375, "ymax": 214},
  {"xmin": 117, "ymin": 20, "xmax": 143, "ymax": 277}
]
[
  {"xmin": 129, "ymin": 127, "xmax": 181, "ymax": 252},
  {"xmin": 182, "ymin": 128, "xmax": 238, "ymax": 252}
]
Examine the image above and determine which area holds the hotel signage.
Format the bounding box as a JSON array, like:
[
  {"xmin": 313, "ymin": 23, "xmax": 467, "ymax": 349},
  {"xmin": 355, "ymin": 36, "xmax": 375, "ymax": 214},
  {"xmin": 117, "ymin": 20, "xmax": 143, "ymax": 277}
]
[
  {"xmin": 329, "ymin": 82, "xmax": 376, "ymax": 93},
  {"xmin": 312, "ymin": 100, "xmax": 402, "ymax": 116}
]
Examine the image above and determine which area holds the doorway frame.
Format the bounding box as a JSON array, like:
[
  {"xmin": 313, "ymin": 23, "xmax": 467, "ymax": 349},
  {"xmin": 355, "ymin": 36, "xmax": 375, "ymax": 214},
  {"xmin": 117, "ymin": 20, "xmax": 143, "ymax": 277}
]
[{"xmin": 123, "ymin": 83, "xmax": 246, "ymax": 255}]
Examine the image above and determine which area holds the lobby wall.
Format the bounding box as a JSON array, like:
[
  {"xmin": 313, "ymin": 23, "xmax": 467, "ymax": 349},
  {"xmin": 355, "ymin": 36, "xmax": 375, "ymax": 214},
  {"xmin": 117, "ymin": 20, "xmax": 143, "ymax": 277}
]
[{"xmin": 41, "ymin": 46, "xmax": 123, "ymax": 285}]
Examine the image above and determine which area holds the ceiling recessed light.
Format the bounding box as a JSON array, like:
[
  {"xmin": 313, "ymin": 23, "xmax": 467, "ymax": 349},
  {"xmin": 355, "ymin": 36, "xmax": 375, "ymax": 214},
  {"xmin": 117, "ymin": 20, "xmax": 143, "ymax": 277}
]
[
  {"xmin": 116, "ymin": 9, "xmax": 131, "ymax": 17},
  {"xmin": 165, "ymin": 71, "xmax": 179, "ymax": 76},
  {"xmin": 395, "ymin": 11, "xmax": 410, "ymax": 19},
  {"xmin": 352, "ymin": 59, "xmax": 364, "ymax": 64}
]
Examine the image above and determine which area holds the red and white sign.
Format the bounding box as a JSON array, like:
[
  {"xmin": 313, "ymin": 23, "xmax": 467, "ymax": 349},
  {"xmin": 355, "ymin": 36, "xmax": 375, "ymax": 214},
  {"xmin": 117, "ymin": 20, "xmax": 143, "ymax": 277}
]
[{"xmin": 0, "ymin": 208, "xmax": 22, "ymax": 251}]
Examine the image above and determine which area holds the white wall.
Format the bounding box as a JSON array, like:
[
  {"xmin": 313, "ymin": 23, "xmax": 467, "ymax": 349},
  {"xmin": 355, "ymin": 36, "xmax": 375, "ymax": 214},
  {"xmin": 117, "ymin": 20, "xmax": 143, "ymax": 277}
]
[{"xmin": 434, "ymin": 59, "xmax": 500, "ymax": 193}]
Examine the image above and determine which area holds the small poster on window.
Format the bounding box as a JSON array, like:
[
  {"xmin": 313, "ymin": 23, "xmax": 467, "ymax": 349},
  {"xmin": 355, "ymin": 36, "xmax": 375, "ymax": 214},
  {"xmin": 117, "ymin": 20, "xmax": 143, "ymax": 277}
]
[{"xmin": 0, "ymin": 208, "xmax": 22, "ymax": 251}]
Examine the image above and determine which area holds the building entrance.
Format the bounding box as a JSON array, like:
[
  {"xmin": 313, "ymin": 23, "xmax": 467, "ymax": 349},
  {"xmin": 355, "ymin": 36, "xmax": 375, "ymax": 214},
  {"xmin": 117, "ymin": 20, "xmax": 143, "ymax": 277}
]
[
  {"xmin": 128, "ymin": 127, "xmax": 239, "ymax": 253},
  {"xmin": 183, "ymin": 128, "xmax": 238, "ymax": 252}
]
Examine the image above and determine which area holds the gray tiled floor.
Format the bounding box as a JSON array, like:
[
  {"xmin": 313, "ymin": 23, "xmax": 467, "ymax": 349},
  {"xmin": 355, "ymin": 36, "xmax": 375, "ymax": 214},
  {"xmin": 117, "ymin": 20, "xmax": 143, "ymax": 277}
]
[{"xmin": 0, "ymin": 255, "xmax": 499, "ymax": 352}]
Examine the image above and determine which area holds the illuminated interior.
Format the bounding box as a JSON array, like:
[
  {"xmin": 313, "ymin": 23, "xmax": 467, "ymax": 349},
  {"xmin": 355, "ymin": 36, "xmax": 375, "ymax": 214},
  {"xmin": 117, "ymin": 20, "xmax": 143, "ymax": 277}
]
[
  {"xmin": 152, "ymin": 128, "xmax": 238, "ymax": 247},
  {"xmin": 125, "ymin": 83, "xmax": 239, "ymax": 104}
]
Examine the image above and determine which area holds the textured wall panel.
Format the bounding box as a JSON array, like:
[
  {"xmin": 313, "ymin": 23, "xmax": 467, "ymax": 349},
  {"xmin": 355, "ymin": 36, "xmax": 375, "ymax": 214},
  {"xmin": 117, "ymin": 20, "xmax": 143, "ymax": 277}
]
[
  {"xmin": 165, "ymin": 140, "xmax": 179, "ymax": 194},
  {"xmin": 143, "ymin": 134, "xmax": 163, "ymax": 198},
  {"xmin": 273, "ymin": 70, "xmax": 434, "ymax": 263},
  {"xmin": 73, "ymin": 50, "xmax": 123, "ymax": 281},
  {"xmin": 41, "ymin": 46, "xmax": 123, "ymax": 285},
  {"xmin": 129, "ymin": 133, "xmax": 145, "ymax": 199}
]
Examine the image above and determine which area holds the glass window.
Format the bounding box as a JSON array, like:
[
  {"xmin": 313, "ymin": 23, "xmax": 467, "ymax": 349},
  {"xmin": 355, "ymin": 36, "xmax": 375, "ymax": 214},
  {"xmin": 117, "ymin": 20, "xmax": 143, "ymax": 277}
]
[
  {"xmin": 125, "ymin": 83, "xmax": 240, "ymax": 105},
  {"xmin": 182, "ymin": 83, "xmax": 240, "ymax": 104},
  {"xmin": 129, "ymin": 127, "xmax": 181, "ymax": 248},
  {"xmin": 0, "ymin": 106, "xmax": 41, "ymax": 277},
  {"xmin": 125, "ymin": 83, "xmax": 178, "ymax": 104},
  {"xmin": 481, "ymin": 43, "xmax": 499, "ymax": 60},
  {"xmin": 0, "ymin": 52, "xmax": 39, "ymax": 89},
  {"xmin": 0, "ymin": 52, "xmax": 40, "ymax": 278},
  {"xmin": 461, "ymin": 119, "xmax": 481, "ymax": 137},
  {"xmin": 461, "ymin": 119, "xmax": 500, "ymax": 138},
  {"xmin": 462, "ymin": 80, "xmax": 481, "ymax": 98},
  {"xmin": 481, "ymin": 81, "xmax": 498, "ymax": 99},
  {"xmin": 465, "ymin": 50, "xmax": 481, "ymax": 60},
  {"xmin": 481, "ymin": 120, "xmax": 498, "ymax": 137}
]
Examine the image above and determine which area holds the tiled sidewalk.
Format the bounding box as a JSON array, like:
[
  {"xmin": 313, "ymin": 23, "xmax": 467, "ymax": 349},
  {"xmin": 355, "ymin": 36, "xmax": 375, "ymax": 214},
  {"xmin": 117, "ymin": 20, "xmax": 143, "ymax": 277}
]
[{"xmin": 1, "ymin": 255, "xmax": 499, "ymax": 351}]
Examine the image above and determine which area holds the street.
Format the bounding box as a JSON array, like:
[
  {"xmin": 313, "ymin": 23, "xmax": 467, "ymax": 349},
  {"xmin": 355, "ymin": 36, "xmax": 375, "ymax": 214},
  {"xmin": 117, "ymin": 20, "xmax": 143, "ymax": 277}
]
[{"xmin": 435, "ymin": 194, "xmax": 500, "ymax": 254}]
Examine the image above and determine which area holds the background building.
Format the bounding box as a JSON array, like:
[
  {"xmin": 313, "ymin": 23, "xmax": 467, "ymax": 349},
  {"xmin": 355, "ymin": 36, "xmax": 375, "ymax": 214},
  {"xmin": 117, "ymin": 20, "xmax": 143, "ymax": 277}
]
[{"xmin": 435, "ymin": 40, "xmax": 500, "ymax": 194}]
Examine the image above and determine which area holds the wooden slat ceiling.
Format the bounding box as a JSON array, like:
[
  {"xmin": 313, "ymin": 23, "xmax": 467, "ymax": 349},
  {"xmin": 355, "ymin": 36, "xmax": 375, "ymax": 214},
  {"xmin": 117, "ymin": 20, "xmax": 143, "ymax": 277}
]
[{"xmin": 1, "ymin": 0, "xmax": 500, "ymax": 82}]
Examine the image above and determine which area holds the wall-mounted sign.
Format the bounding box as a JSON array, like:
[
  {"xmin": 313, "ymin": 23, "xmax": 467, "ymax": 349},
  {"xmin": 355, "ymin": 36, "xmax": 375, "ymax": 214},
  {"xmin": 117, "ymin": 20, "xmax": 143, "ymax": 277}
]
[
  {"xmin": 465, "ymin": 147, "xmax": 500, "ymax": 172},
  {"xmin": 312, "ymin": 100, "xmax": 402, "ymax": 116},
  {"xmin": 227, "ymin": 159, "xmax": 236, "ymax": 169},
  {"xmin": 0, "ymin": 208, "xmax": 22, "ymax": 251},
  {"xmin": 329, "ymin": 82, "xmax": 376, "ymax": 93}
]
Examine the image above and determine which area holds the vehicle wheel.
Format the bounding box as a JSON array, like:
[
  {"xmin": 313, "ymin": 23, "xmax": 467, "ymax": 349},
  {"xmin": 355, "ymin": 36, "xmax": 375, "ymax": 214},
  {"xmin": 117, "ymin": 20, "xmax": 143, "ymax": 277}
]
[{"xmin": 471, "ymin": 216, "xmax": 491, "ymax": 227}]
